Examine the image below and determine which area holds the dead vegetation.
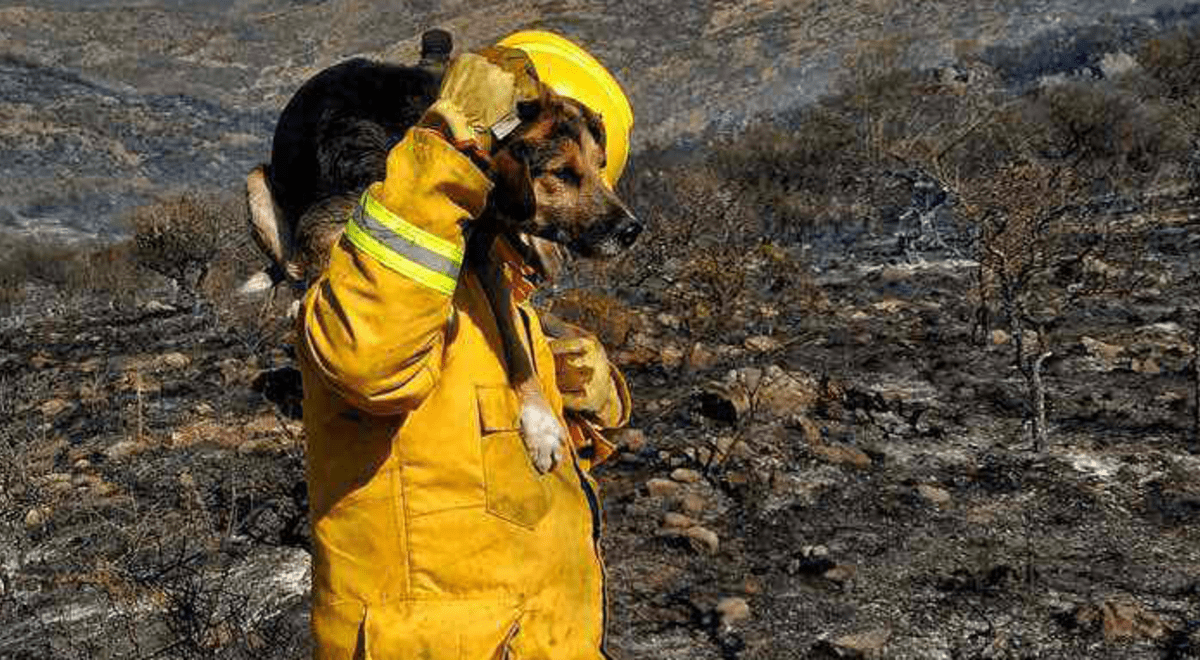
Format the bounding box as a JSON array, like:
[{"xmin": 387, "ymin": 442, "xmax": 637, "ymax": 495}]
[{"xmin": 4, "ymin": 20, "xmax": 1200, "ymax": 660}]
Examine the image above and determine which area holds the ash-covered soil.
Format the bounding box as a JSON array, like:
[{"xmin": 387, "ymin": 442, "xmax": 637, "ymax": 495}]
[{"xmin": 3, "ymin": 194, "xmax": 1200, "ymax": 659}]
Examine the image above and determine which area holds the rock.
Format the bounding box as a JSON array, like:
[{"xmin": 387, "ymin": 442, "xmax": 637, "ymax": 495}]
[
  {"xmin": 828, "ymin": 628, "xmax": 891, "ymax": 658},
  {"xmin": 744, "ymin": 335, "xmax": 782, "ymax": 352},
  {"xmin": 917, "ymin": 484, "xmax": 952, "ymax": 507},
  {"xmin": 38, "ymin": 473, "xmax": 73, "ymax": 494},
  {"xmin": 160, "ymin": 352, "xmax": 190, "ymax": 370},
  {"xmin": 663, "ymin": 512, "xmax": 696, "ymax": 529},
  {"xmin": 684, "ymin": 525, "xmax": 720, "ymax": 554},
  {"xmin": 656, "ymin": 312, "xmax": 681, "ymax": 330},
  {"xmin": 823, "ymin": 564, "xmax": 857, "ymax": 584},
  {"xmin": 1077, "ymin": 600, "xmax": 1168, "ymax": 642},
  {"xmin": 194, "ymin": 402, "xmax": 214, "ymax": 416},
  {"xmin": 793, "ymin": 415, "xmax": 823, "ymax": 446},
  {"xmin": 687, "ymin": 342, "xmax": 719, "ymax": 371},
  {"xmin": 812, "ymin": 443, "xmax": 872, "ymax": 470},
  {"xmin": 871, "ymin": 299, "xmax": 907, "ymax": 314},
  {"xmin": 73, "ymin": 459, "xmax": 91, "ymax": 471},
  {"xmin": 1131, "ymin": 357, "xmax": 1161, "ymax": 375},
  {"xmin": 715, "ymin": 597, "xmax": 751, "ymax": 628},
  {"xmin": 610, "ymin": 428, "xmax": 647, "ymax": 453},
  {"xmin": 24, "ymin": 506, "xmax": 50, "ymax": 529},
  {"xmin": 1081, "ymin": 336, "xmax": 1124, "ymax": 372},
  {"xmin": 243, "ymin": 414, "xmax": 282, "ymax": 435},
  {"xmin": 104, "ymin": 439, "xmax": 144, "ymax": 461},
  {"xmin": 671, "ymin": 468, "xmax": 703, "ymax": 484},
  {"xmin": 143, "ymin": 300, "xmax": 175, "ymax": 313},
  {"xmin": 680, "ymin": 492, "xmax": 707, "ymax": 515},
  {"xmin": 991, "ymin": 329, "xmax": 1010, "ymax": 346},
  {"xmin": 39, "ymin": 399, "xmax": 70, "ymax": 418},
  {"xmin": 30, "ymin": 354, "xmax": 55, "ymax": 369},
  {"xmin": 803, "ymin": 545, "xmax": 830, "ymax": 559},
  {"xmin": 660, "ymin": 344, "xmax": 685, "ymax": 369},
  {"xmin": 646, "ymin": 478, "xmax": 681, "ymax": 498},
  {"xmin": 238, "ymin": 438, "xmax": 282, "ymax": 454},
  {"xmin": 700, "ymin": 365, "xmax": 820, "ymax": 423}
]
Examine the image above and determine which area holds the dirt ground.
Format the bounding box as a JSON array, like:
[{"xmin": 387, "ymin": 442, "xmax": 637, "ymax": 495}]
[{"xmin": 3, "ymin": 194, "xmax": 1199, "ymax": 660}]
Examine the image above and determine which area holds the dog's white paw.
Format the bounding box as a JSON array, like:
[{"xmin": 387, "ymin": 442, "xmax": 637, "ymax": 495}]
[{"xmin": 520, "ymin": 395, "xmax": 564, "ymax": 474}]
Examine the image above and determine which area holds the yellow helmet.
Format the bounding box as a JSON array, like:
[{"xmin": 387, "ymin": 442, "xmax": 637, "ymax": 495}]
[{"xmin": 497, "ymin": 30, "xmax": 634, "ymax": 186}]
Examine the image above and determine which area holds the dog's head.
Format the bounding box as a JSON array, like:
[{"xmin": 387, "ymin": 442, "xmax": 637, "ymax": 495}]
[{"xmin": 488, "ymin": 89, "xmax": 642, "ymax": 273}]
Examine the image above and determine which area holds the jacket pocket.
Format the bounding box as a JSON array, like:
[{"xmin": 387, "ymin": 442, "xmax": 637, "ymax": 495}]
[{"xmin": 477, "ymin": 385, "xmax": 551, "ymax": 530}]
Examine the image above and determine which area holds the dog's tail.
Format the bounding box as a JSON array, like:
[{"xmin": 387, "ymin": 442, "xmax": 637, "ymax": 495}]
[{"xmin": 241, "ymin": 164, "xmax": 301, "ymax": 295}]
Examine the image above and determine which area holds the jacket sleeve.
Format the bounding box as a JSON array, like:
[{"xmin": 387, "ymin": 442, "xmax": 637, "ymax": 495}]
[{"xmin": 301, "ymin": 128, "xmax": 493, "ymax": 415}]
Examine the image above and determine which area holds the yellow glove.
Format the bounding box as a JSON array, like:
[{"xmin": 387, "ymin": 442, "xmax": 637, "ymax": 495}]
[
  {"xmin": 420, "ymin": 47, "xmax": 540, "ymax": 155},
  {"xmin": 551, "ymin": 335, "xmax": 623, "ymax": 426}
]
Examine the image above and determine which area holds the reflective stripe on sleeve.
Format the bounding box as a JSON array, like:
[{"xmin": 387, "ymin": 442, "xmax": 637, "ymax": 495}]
[{"xmin": 343, "ymin": 192, "xmax": 463, "ymax": 296}]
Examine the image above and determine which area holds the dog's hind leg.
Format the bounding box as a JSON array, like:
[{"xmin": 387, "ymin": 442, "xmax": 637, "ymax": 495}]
[{"xmin": 245, "ymin": 165, "xmax": 302, "ymax": 285}]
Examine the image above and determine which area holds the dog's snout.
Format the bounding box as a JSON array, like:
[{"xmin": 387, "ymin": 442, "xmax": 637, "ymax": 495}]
[{"xmin": 615, "ymin": 218, "xmax": 642, "ymax": 248}]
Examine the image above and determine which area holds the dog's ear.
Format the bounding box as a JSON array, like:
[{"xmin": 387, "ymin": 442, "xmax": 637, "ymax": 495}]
[{"xmin": 491, "ymin": 141, "xmax": 536, "ymax": 222}]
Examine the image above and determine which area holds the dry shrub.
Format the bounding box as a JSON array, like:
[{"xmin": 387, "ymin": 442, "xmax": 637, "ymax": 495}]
[
  {"xmin": 1023, "ymin": 81, "xmax": 1187, "ymax": 188},
  {"xmin": 0, "ymin": 235, "xmax": 150, "ymax": 310},
  {"xmin": 128, "ymin": 192, "xmax": 244, "ymax": 299},
  {"xmin": 1140, "ymin": 25, "xmax": 1200, "ymax": 101}
]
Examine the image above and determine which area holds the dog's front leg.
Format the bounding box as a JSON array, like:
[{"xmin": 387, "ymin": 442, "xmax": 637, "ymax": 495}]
[{"xmin": 477, "ymin": 259, "xmax": 565, "ymax": 474}]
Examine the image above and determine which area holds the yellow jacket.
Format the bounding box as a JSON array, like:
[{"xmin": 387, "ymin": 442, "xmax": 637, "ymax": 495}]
[{"xmin": 298, "ymin": 127, "xmax": 629, "ymax": 659}]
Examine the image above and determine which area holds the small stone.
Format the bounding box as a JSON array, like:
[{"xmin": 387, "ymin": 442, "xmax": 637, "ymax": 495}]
[
  {"xmin": 73, "ymin": 459, "xmax": 91, "ymax": 471},
  {"xmin": 1093, "ymin": 600, "xmax": 1167, "ymax": 642},
  {"xmin": 656, "ymin": 312, "xmax": 681, "ymax": 329},
  {"xmin": 39, "ymin": 473, "xmax": 72, "ymax": 494},
  {"xmin": 671, "ymin": 468, "xmax": 703, "ymax": 484},
  {"xmin": 104, "ymin": 440, "xmax": 144, "ymax": 461},
  {"xmin": 660, "ymin": 345, "xmax": 685, "ymax": 369},
  {"xmin": 715, "ymin": 597, "xmax": 751, "ymax": 628},
  {"xmin": 823, "ymin": 564, "xmax": 857, "ymax": 584},
  {"xmin": 611, "ymin": 428, "xmax": 646, "ymax": 453},
  {"xmin": 991, "ymin": 329, "xmax": 1010, "ymax": 346},
  {"xmin": 161, "ymin": 352, "xmax": 190, "ymax": 370},
  {"xmin": 687, "ymin": 342, "xmax": 719, "ymax": 371},
  {"xmin": 646, "ymin": 478, "xmax": 681, "ymax": 498},
  {"xmin": 237, "ymin": 438, "xmax": 279, "ymax": 454},
  {"xmin": 194, "ymin": 402, "xmax": 214, "ymax": 416},
  {"xmin": 243, "ymin": 414, "xmax": 281, "ymax": 435},
  {"xmin": 24, "ymin": 507, "xmax": 49, "ymax": 529},
  {"xmin": 917, "ymin": 484, "xmax": 952, "ymax": 507},
  {"xmin": 744, "ymin": 335, "xmax": 782, "ymax": 352},
  {"xmin": 1131, "ymin": 357, "xmax": 1161, "ymax": 375},
  {"xmin": 793, "ymin": 415, "xmax": 823, "ymax": 446},
  {"xmin": 39, "ymin": 399, "xmax": 70, "ymax": 418},
  {"xmin": 812, "ymin": 443, "xmax": 872, "ymax": 469},
  {"xmin": 802, "ymin": 545, "xmax": 830, "ymax": 559},
  {"xmin": 684, "ymin": 525, "xmax": 720, "ymax": 554},
  {"xmin": 830, "ymin": 628, "xmax": 891, "ymax": 658},
  {"xmin": 680, "ymin": 492, "xmax": 707, "ymax": 515},
  {"xmin": 663, "ymin": 512, "xmax": 697, "ymax": 529},
  {"xmin": 144, "ymin": 300, "xmax": 175, "ymax": 313}
]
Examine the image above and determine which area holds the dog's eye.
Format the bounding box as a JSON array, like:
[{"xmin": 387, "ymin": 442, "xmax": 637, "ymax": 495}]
[{"xmin": 553, "ymin": 168, "xmax": 582, "ymax": 186}]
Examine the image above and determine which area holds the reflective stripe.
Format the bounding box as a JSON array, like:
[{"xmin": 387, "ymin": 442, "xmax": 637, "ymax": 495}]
[
  {"xmin": 362, "ymin": 192, "xmax": 463, "ymax": 264},
  {"xmin": 343, "ymin": 193, "xmax": 463, "ymax": 296}
]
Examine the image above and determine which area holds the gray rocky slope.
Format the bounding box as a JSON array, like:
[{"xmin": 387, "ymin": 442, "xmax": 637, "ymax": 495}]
[{"xmin": 0, "ymin": 0, "xmax": 1197, "ymax": 239}]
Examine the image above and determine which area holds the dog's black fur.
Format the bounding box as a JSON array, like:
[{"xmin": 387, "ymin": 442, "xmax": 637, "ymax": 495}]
[{"xmin": 266, "ymin": 57, "xmax": 442, "ymax": 229}]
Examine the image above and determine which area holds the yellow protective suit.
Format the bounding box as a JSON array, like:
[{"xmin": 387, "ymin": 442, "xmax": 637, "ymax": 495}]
[{"xmin": 298, "ymin": 127, "xmax": 629, "ymax": 659}]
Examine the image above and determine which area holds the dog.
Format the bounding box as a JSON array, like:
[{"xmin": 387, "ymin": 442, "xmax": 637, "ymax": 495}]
[{"xmin": 243, "ymin": 30, "xmax": 641, "ymax": 472}]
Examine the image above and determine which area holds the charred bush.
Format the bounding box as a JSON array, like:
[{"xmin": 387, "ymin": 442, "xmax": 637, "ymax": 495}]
[{"xmin": 128, "ymin": 192, "xmax": 244, "ymax": 301}]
